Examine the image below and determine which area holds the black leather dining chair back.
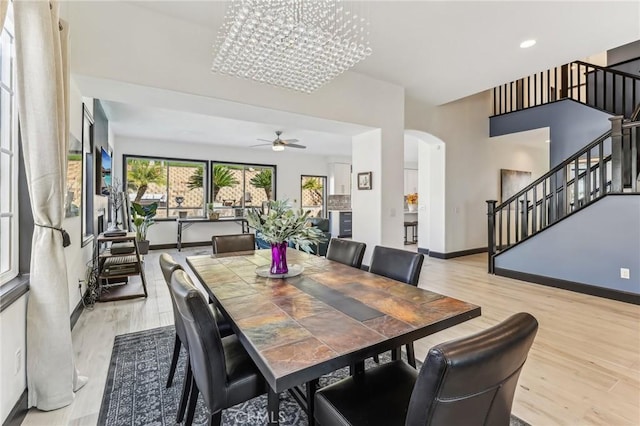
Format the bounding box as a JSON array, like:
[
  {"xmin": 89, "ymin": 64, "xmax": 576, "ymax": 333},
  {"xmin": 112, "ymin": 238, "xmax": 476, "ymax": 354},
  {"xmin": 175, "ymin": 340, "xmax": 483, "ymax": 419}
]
[
  {"xmin": 212, "ymin": 233, "xmax": 256, "ymax": 254},
  {"xmin": 326, "ymin": 238, "xmax": 366, "ymax": 268},
  {"xmin": 313, "ymin": 313, "xmax": 538, "ymax": 426},
  {"xmin": 159, "ymin": 253, "xmax": 195, "ymax": 421},
  {"xmin": 369, "ymin": 246, "xmax": 424, "ymax": 286},
  {"xmin": 170, "ymin": 270, "xmax": 230, "ymax": 414},
  {"xmin": 406, "ymin": 312, "xmax": 539, "ymax": 426},
  {"xmin": 159, "ymin": 253, "xmax": 189, "ymax": 353}
]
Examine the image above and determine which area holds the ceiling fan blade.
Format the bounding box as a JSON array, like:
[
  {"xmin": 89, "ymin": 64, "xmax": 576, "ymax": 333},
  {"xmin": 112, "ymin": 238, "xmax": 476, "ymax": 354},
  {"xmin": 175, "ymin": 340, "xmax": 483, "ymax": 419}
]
[
  {"xmin": 282, "ymin": 138, "xmax": 299, "ymax": 143},
  {"xmin": 256, "ymin": 138, "xmax": 273, "ymax": 143},
  {"xmin": 285, "ymin": 143, "xmax": 306, "ymax": 149},
  {"xmin": 250, "ymin": 143, "xmax": 273, "ymax": 148}
]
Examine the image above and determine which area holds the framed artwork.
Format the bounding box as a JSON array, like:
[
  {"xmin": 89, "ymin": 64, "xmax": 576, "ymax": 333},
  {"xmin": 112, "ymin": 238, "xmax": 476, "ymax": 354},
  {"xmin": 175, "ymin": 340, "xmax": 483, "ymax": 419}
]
[
  {"xmin": 357, "ymin": 171, "xmax": 372, "ymax": 190},
  {"xmin": 82, "ymin": 104, "xmax": 95, "ymax": 246},
  {"xmin": 65, "ymin": 134, "xmax": 82, "ymax": 218},
  {"xmin": 500, "ymin": 169, "xmax": 531, "ymax": 203}
]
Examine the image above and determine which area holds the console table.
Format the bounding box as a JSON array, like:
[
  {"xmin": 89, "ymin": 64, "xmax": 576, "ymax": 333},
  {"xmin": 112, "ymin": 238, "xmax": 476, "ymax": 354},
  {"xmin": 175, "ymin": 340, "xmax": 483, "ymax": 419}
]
[{"xmin": 176, "ymin": 217, "xmax": 250, "ymax": 251}]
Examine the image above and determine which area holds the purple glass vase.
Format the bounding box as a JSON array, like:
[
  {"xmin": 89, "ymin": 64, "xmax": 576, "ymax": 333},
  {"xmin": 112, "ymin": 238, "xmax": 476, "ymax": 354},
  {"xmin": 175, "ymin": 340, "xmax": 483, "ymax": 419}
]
[{"xmin": 270, "ymin": 242, "xmax": 289, "ymax": 275}]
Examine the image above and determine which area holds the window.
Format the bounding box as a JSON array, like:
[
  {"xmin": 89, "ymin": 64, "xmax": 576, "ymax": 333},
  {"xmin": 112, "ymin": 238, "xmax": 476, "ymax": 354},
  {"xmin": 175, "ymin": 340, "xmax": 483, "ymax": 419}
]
[
  {"xmin": 124, "ymin": 155, "xmax": 207, "ymax": 219},
  {"xmin": 301, "ymin": 175, "xmax": 327, "ymax": 218},
  {"xmin": 0, "ymin": 5, "xmax": 18, "ymax": 284},
  {"xmin": 211, "ymin": 162, "xmax": 275, "ymax": 218}
]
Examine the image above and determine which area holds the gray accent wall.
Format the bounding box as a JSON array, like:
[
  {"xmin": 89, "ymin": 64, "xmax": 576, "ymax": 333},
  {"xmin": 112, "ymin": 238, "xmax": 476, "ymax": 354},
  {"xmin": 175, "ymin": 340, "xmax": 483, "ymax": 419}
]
[
  {"xmin": 494, "ymin": 195, "xmax": 640, "ymax": 294},
  {"xmin": 490, "ymin": 99, "xmax": 612, "ymax": 168},
  {"xmin": 607, "ymin": 40, "xmax": 640, "ymax": 71}
]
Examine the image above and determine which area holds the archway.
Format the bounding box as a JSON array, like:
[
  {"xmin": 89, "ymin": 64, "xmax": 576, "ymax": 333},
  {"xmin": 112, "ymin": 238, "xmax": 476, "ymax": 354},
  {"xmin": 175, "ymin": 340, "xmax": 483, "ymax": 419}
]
[{"xmin": 404, "ymin": 130, "xmax": 446, "ymax": 254}]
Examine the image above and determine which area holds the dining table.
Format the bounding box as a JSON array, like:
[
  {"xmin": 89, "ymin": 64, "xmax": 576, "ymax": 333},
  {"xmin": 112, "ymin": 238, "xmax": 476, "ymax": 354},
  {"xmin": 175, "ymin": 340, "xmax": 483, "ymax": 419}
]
[{"xmin": 186, "ymin": 248, "xmax": 481, "ymax": 426}]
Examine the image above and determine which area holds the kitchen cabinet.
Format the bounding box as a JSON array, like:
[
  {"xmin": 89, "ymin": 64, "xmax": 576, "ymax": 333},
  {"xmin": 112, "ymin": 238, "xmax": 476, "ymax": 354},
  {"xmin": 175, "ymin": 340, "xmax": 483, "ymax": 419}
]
[
  {"xmin": 404, "ymin": 168, "xmax": 418, "ymax": 194},
  {"xmin": 330, "ymin": 163, "xmax": 352, "ymax": 195},
  {"xmin": 329, "ymin": 210, "xmax": 352, "ymax": 238}
]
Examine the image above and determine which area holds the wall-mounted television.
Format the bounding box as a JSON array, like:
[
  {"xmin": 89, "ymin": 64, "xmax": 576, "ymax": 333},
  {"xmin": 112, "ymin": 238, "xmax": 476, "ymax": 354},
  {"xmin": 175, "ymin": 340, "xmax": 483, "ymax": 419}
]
[{"xmin": 99, "ymin": 147, "xmax": 112, "ymax": 195}]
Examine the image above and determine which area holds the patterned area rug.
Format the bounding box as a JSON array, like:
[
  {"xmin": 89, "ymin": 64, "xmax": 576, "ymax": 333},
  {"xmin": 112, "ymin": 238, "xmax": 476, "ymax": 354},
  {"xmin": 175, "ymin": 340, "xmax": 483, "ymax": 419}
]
[{"xmin": 99, "ymin": 326, "xmax": 530, "ymax": 425}]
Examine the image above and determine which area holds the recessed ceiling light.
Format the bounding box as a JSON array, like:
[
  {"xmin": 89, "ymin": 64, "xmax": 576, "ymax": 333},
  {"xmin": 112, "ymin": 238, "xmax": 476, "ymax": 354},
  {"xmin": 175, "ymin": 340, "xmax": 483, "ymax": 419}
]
[{"xmin": 520, "ymin": 39, "xmax": 536, "ymax": 49}]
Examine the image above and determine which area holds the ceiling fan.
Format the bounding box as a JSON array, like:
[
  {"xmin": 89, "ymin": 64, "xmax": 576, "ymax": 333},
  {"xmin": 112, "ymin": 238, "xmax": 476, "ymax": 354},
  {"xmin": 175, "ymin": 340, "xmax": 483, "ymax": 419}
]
[{"xmin": 251, "ymin": 130, "xmax": 306, "ymax": 151}]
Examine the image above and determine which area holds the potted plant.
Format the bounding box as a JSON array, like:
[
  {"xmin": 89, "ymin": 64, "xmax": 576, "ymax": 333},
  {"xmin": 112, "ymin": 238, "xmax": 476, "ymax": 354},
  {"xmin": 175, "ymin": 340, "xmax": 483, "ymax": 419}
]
[
  {"xmin": 207, "ymin": 203, "xmax": 220, "ymax": 220},
  {"xmin": 246, "ymin": 200, "xmax": 325, "ymax": 274},
  {"xmin": 131, "ymin": 202, "xmax": 158, "ymax": 254}
]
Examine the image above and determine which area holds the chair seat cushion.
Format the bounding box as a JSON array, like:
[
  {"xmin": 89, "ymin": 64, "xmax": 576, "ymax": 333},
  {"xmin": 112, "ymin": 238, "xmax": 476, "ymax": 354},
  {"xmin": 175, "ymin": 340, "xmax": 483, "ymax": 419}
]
[
  {"xmin": 315, "ymin": 361, "xmax": 418, "ymax": 426},
  {"xmin": 222, "ymin": 335, "xmax": 265, "ymax": 407}
]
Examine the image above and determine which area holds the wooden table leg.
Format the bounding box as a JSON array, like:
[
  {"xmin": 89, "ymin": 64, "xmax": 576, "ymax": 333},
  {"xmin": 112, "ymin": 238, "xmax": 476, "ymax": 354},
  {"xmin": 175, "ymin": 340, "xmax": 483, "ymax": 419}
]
[{"xmin": 267, "ymin": 387, "xmax": 280, "ymax": 426}]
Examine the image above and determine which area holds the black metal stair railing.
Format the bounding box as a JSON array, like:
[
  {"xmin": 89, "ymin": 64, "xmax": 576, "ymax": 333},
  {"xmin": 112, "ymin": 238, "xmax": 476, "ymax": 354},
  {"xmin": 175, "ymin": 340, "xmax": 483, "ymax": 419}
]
[
  {"xmin": 492, "ymin": 60, "xmax": 640, "ymax": 119},
  {"xmin": 486, "ymin": 115, "xmax": 640, "ymax": 273}
]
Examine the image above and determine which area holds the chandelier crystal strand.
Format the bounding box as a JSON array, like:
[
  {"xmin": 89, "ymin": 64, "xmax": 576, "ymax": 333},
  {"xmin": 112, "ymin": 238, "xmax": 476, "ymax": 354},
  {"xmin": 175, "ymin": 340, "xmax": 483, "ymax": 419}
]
[{"xmin": 212, "ymin": 0, "xmax": 372, "ymax": 93}]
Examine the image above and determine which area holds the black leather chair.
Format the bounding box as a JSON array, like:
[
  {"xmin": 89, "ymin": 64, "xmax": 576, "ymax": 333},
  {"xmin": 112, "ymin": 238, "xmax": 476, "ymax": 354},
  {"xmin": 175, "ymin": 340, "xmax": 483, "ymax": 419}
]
[
  {"xmin": 212, "ymin": 233, "xmax": 256, "ymax": 254},
  {"xmin": 159, "ymin": 253, "xmax": 233, "ymax": 423},
  {"xmin": 315, "ymin": 312, "xmax": 539, "ymax": 426},
  {"xmin": 170, "ymin": 269, "xmax": 267, "ymax": 426},
  {"xmin": 369, "ymin": 245, "xmax": 424, "ymax": 286},
  {"xmin": 326, "ymin": 238, "xmax": 366, "ymax": 268},
  {"xmin": 369, "ymin": 246, "xmax": 425, "ymax": 367}
]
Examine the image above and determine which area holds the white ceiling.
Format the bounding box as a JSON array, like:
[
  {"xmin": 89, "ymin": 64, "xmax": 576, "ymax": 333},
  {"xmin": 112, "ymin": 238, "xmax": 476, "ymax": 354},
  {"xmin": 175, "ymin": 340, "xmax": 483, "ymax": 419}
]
[
  {"xmin": 101, "ymin": 100, "xmax": 355, "ymax": 157},
  {"xmin": 95, "ymin": 1, "xmax": 639, "ymax": 158}
]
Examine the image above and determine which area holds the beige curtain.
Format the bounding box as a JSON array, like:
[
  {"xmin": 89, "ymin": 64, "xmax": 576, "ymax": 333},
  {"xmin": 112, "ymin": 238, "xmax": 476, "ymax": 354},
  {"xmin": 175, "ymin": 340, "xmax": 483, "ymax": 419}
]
[{"xmin": 14, "ymin": 0, "xmax": 86, "ymax": 410}]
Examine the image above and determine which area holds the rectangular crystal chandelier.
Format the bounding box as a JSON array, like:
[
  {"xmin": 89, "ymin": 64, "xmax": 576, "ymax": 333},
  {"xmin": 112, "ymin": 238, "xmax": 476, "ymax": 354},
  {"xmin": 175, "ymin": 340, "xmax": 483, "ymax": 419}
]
[{"xmin": 212, "ymin": 0, "xmax": 372, "ymax": 94}]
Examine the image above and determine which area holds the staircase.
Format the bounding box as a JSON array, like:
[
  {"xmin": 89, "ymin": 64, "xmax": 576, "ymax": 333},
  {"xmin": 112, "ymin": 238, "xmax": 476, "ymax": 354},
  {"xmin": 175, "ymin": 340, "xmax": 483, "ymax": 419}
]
[
  {"xmin": 486, "ymin": 60, "xmax": 640, "ymax": 274},
  {"xmin": 491, "ymin": 60, "xmax": 639, "ymax": 118}
]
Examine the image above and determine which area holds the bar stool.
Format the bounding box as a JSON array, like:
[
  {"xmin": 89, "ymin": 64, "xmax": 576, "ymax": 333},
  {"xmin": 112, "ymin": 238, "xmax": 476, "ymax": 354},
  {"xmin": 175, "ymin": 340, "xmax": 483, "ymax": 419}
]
[{"xmin": 404, "ymin": 221, "xmax": 418, "ymax": 244}]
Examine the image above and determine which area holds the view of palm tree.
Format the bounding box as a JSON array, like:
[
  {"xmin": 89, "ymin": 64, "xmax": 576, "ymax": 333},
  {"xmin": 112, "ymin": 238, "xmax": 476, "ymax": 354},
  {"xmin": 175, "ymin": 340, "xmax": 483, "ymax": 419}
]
[
  {"xmin": 249, "ymin": 168, "xmax": 272, "ymax": 199},
  {"xmin": 126, "ymin": 159, "xmax": 166, "ymax": 203}
]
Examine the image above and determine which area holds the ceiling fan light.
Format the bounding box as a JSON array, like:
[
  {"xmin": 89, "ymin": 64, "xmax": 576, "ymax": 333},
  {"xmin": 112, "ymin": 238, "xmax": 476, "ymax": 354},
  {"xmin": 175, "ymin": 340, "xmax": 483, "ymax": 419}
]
[{"xmin": 272, "ymin": 145, "xmax": 285, "ymax": 151}]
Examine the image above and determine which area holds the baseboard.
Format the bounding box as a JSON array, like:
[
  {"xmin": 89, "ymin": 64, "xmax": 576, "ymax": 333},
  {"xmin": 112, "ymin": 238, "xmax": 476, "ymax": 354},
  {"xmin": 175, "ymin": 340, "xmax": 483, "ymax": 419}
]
[
  {"xmin": 417, "ymin": 248, "xmax": 429, "ymax": 255},
  {"xmin": 70, "ymin": 289, "xmax": 88, "ymax": 331},
  {"xmin": 494, "ymin": 267, "xmax": 640, "ymax": 305},
  {"xmin": 149, "ymin": 241, "xmax": 211, "ymax": 250},
  {"xmin": 429, "ymin": 247, "xmax": 487, "ymax": 259},
  {"xmin": 2, "ymin": 389, "xmax": 27, "ymax": 426}
]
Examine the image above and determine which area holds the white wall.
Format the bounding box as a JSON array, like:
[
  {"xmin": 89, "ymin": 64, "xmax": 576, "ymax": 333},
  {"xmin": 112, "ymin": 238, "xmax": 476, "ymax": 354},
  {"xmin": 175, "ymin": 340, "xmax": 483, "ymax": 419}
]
[
  {"xmin": 114, "ymin": 136, "xmax": 333, "ymax": 245},
  {"xmin": 67, "ymin": 79, "xmax": 97, "ymax": 313},
  {"xmin": 65, "ymin": 0, "xmax": 405, "ymax": 255},
  {"xmin": 352, "ymin": 130, "xmax": 382, "ymax": 264},
  {"xmin": 416, "ymin": 141, "xmax": 446, "ymax": 253},
  {"xmin": 406, "ymin": 91, "xmax": 549, "ymax": 253},
  {"xmin": 0, "ymin": 296, "xmax": 27, "ymax": 423}
]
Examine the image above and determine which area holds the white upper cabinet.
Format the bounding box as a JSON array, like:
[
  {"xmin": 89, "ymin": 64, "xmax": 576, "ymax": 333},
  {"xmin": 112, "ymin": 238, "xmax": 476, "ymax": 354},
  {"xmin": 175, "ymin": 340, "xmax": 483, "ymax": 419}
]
[
  {"xmin": 330, "ymin": 163, "xmax": 351, "ymax": 195},
  {"xmin": 404, "ymin": 168, "xmax": 418, "ymax": 194}
]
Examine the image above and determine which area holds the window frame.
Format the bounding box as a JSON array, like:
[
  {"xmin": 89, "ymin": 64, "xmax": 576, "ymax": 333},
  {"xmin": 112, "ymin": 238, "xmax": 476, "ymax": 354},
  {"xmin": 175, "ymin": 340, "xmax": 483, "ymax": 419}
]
[
  {"xmin": 300, "ymin": 174, "xmax": 327, "ymax": 218},
  {"xmin": 209, "ymin": 160, "xmax": 277, "ymax": 214},
  {"xmin": 0, "ymin": 6, "xmax": 19, "ymax": 286},
  {"xmin": 122, "ymin": 154, "xmax": 209, "ymax": 221}
]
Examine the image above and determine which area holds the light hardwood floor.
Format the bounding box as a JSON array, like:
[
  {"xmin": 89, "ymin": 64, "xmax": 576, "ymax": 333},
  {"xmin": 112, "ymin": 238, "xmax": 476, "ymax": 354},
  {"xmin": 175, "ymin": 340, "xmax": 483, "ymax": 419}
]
[{"xmin": 21, "ymin": 249, "xmax": 640, "ymax": 425}]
